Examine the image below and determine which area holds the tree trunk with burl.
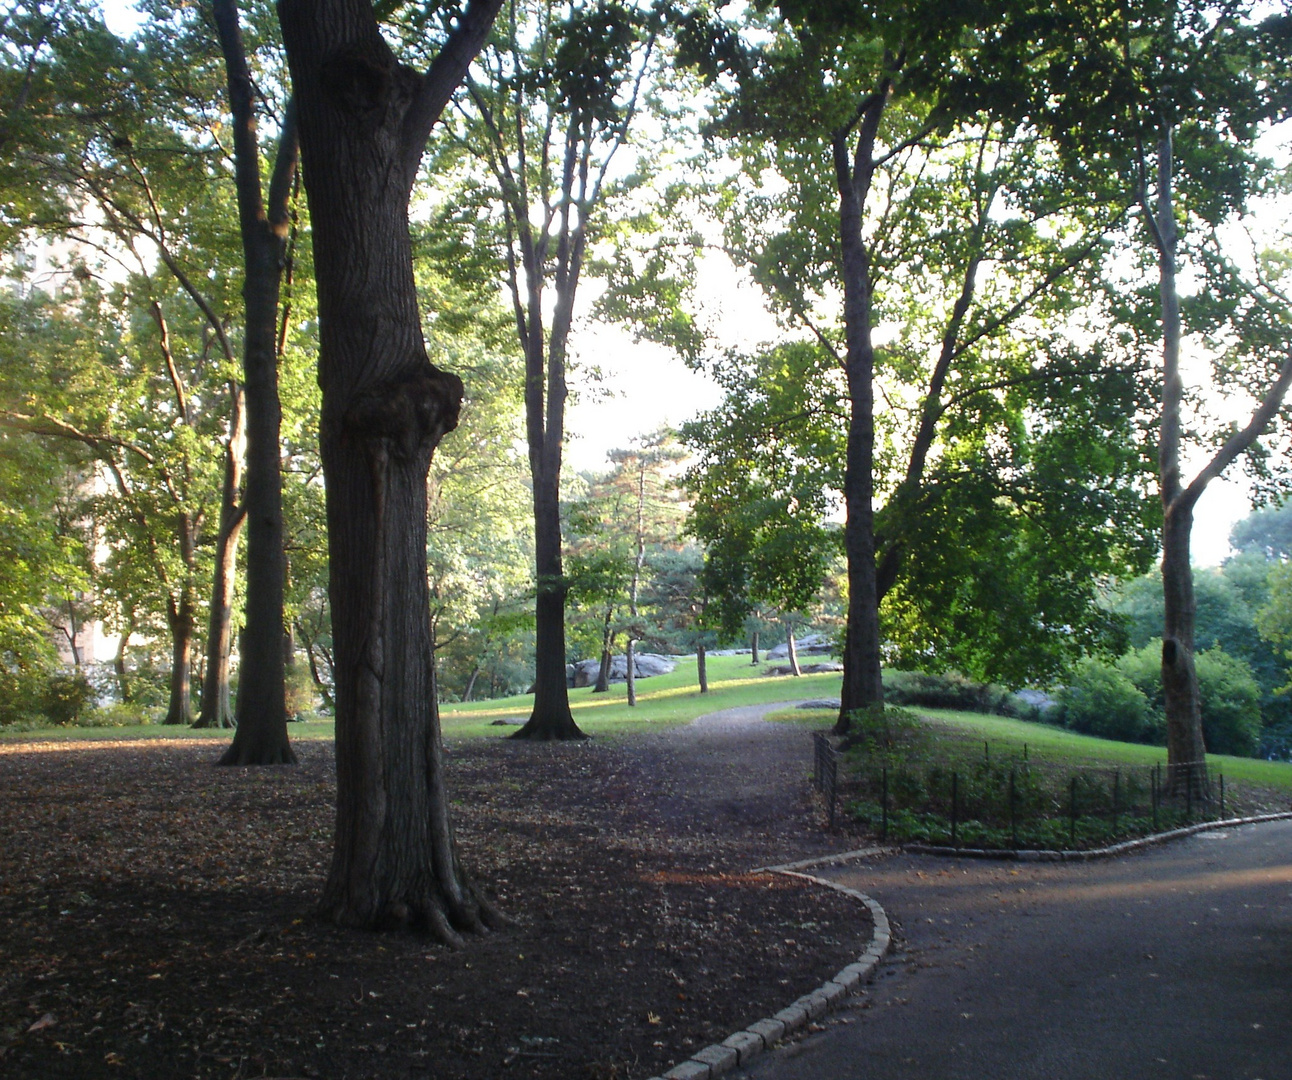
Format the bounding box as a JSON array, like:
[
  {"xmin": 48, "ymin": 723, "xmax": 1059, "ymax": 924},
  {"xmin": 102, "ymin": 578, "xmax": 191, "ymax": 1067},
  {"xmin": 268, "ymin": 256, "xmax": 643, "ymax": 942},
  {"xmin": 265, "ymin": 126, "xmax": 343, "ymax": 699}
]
[{"xmin": 279, "ymin": 0, "xmax": 503, "ymax": 935}]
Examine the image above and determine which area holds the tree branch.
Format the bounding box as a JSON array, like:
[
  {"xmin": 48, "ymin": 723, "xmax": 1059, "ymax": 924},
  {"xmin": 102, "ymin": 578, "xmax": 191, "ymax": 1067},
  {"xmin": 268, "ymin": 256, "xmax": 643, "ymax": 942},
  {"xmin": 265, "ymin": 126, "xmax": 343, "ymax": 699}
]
[
  {"xmin": 401, "ymin": 0, "xmax": 506, "ymax": 179},
  {"xmin": 1180, "ymin": 348, "xmax": 1292, "ymax": 511}
]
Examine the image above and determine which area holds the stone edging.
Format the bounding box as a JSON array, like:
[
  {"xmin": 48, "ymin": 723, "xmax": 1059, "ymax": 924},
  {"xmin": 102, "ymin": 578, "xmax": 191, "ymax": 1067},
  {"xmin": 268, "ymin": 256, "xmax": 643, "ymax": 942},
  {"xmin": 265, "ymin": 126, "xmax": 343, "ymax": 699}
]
[
  {"xmin": 643, "ymin": 867, "xmax": 891, "ymax": 1080},
  {"xmin": 904, "ymin": 810, "xmax": 1292, "ymax": 862}
]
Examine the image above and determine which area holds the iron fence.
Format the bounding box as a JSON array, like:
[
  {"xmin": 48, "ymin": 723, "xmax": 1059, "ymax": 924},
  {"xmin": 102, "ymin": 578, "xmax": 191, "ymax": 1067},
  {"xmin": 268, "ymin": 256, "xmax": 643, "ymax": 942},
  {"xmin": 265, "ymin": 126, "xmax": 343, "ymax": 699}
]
[
  {"xmin": 844, "ymin": 746, "xmax": 1233, "ymax": 850},
  {"xmin": 811, "ymin": 731, "xmax": 839, "ymax": 828}
]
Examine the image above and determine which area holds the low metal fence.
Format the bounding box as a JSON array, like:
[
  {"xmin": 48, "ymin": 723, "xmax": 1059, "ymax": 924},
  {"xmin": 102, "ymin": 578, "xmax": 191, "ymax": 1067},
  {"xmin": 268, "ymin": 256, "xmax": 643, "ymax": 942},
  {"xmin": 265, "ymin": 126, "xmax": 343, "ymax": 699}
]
[
  {"xmin": 842, "ymin": 747, "xmax": 1232, "ymax": 850},
  {"xmin": 811, "ymin": 731, "xmax": 839, "ymax": 828}
]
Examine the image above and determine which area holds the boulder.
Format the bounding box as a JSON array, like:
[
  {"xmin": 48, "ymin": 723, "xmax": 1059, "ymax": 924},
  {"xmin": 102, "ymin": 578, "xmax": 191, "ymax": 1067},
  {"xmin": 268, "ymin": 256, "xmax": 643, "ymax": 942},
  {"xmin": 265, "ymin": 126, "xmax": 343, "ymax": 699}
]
[
  {"xmin": 1013, "ymin": 688, "xmax": 1058, "ymax": 714},
  {"xmin": 567, "ymin": 653, "xmax": 678, "ymax": 688},
  {"xmin": 766, "ymin": 633, "xmax": 834, "ymax": 659}
]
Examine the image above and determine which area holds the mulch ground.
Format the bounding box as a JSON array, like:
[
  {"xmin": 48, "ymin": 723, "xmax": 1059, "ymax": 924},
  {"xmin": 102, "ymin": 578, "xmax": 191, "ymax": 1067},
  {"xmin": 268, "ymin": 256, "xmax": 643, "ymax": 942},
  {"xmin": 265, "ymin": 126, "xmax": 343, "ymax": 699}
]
[{"xmin": 0, "ymin": 716, "xmax": 871, "ymax": 1080}]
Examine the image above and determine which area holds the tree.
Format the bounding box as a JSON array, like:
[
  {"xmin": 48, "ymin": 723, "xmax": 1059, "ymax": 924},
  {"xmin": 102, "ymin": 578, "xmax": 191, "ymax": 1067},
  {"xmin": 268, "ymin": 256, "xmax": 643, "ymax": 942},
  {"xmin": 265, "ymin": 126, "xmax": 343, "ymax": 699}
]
[
  {"xmin": 645, "ymin": 544, "xmax": 716, "ymax": 692},
  {"xmin": 683, "ymin": 341, "xmax": 843, "ymax": 674},
  {"xmin": 1231, "ymin": 501, "xmax": 1292, "ymax": 562},
  {"xmin": 277, "ymin": 0, "xmax": 503, "ymax": 935},
  {"xmin": 210, "ymin": 0, "xmax": 300, "ymax": 764},
  {"xmin": 605, "ymin": 431, "xmax": 685, "ymax": 704},
  {"xmin": 440, "ymin": 0, "xmax": 667, "ymax": 739},
  {"xmin": 1, "ymin": 2, "xmax": 265, "ymax": 727},
  {"xmin": 1052, "ymin": 0, "xmax": 1292, "ymax": 785},
  {"xmin": 677, "ymin": 2, "xmax": 1160, "ymax": 731}
]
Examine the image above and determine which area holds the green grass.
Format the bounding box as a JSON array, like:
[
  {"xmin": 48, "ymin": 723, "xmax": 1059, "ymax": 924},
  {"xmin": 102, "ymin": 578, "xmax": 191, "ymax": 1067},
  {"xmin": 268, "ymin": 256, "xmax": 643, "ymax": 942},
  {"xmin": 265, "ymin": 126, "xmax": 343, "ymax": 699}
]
[
  {"xmin": 0, "ymin": 654, "xmax": 841, "ymax": 744},
  {"xmin": 777, "ymin": 704, "xmax": 1292, "ymax": 793},
  {"xmin": 440, "ymin": 653, "xmax": 842, "ymax": 738}
]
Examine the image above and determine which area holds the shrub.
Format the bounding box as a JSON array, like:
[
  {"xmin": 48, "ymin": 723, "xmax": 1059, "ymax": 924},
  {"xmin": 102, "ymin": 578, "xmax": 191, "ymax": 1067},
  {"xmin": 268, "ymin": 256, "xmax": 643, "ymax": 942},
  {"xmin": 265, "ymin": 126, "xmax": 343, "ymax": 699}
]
[
  {"xmin": 1116, "ymin": 640, "xmax": 1261, "ymax": 757},
  {"xmin": 41, "ymin": 671, "xmax": 95, "ymax": 725},
  {"xmin": 1054, "ymin": 657, "xmax": 1157, "ymax": 743},
  {"xmin": 0, "ymin": 665, "xmax": 46, "ymax": 727},
  {"xmin": 882, "ymin": 670, "xmax": 1033, "ymax": 716},
  {"xmin": 1195, "ymin": 648, "xmax": 1262, "ymax": 756}
]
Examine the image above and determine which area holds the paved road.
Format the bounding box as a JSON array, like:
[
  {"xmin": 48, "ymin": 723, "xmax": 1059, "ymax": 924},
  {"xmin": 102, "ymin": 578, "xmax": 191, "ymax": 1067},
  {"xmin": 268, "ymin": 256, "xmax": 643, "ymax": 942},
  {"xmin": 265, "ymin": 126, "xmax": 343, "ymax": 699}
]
[{"xmin": 747, "ymin": 821, "xmax": 1292, "ymax": 1080}]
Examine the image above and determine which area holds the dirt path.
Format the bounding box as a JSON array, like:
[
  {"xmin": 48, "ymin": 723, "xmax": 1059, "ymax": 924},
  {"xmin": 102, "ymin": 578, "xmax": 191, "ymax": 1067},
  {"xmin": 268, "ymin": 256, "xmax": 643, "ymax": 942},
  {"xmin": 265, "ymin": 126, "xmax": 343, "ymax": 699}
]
[
  {"xmin": 605, "ymin": 704, "xmax": 852, "ymax": 868},
  {"xmin": 745, "ymin": 820, "xmax": 1292, "ymax": 1080}
]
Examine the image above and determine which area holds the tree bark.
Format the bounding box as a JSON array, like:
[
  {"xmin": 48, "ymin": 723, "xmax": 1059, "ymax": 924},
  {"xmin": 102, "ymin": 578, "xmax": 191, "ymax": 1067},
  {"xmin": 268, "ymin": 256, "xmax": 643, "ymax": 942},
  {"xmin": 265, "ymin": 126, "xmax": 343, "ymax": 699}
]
[
  {"xmin": 750, "ymin": 628, "xmax": 759, "ymax": 665},
  {"xmin": 593, "ymin": 604, "xmax": 613, "ymax": 693},
  {"xmin": 213, "ymin": 0, "xmax": 298, "ymax": 765},
  {"xmin": 785, "ymin": 621, "xmax": 801, "ymax": 677},
  {"xmin": 279, "ymin": 0, "xmax": 504, "ymax": 934},
  {"xmin": 113, "ymin": 619, "xmax": 133, "ymax": 704},
  {"xmin": 162, "ymin": 589, "xmax": 196, "ymax": 725},
  {"xmin": 835, "ymin": 97, "xmax": 888, "ymax": 734},
  {"xmin": 1148, "ymin": 125, "xmax": 1292, "ymax": 790},
  {"xmin": 697, "ymin": 643, "xmax": 708, "ymax": 694},
  {"xmin": 624, "ymin": 456, "xmax": 647, "ymax": 708},
  {"xmin": 1152, "ymin": 127, "xmax": 1207, "ymax": 790},
  {"xmin": 626, "ymin": 637, "xmax": 637, "ymax": 706},
  {"xmin": 196, "ymin": 382, "xmax": 246, "ymax": 730},
  {"xmin": 513, "ymin": 469, "xmax": 584, "ymax": 737}
]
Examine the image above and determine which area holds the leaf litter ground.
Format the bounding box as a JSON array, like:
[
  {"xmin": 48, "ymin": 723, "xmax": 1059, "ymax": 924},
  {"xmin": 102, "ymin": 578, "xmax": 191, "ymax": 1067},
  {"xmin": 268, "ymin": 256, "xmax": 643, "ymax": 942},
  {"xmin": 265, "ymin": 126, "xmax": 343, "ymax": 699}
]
[{"xmin": 0, "ymin": 707, "xmax": 870, "ymax": 1079}]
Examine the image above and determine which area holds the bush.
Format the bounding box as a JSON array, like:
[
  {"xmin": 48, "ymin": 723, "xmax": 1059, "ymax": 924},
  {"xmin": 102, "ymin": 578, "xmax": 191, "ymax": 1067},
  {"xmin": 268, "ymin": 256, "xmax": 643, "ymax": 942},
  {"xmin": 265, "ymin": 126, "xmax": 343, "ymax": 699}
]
[
  {"xmin": 0, "ymin": 666, "xmax": 46, "ymax": 727},
  {"xmin": 41, "ymin": 671, "xmax": 95, "ymax": 725},
  {"xmin": 1054, "ymin": 657, "xmax": 1158, "ymax": 743},
  {"xmin": 1195, "ymin": 649, "xmax": 1262, "ymax": 756},
  {"xmin": 882, "ymin": 670, "xmax": 1034, "ymax": 717},
  {"xmin": 1116, "ymin": 640, "xmax": 1261, "ymax": 757}
]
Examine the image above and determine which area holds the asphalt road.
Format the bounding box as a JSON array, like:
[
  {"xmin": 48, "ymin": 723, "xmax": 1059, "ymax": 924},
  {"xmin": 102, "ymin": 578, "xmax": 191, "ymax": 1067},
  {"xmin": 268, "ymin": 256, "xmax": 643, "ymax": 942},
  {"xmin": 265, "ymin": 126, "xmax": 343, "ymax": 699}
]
[{"xmin": 746, "ymin": 821, "xmax": 1292, "ymax": 1080}]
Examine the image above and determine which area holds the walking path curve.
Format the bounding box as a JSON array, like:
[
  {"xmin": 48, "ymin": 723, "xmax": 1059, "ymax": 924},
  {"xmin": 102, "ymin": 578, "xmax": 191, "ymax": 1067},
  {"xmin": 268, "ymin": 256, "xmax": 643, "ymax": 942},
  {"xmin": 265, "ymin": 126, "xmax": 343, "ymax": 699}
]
[{"xmin": 744, "ymin": 820, "xmax": 1292, "ymax": 1080}]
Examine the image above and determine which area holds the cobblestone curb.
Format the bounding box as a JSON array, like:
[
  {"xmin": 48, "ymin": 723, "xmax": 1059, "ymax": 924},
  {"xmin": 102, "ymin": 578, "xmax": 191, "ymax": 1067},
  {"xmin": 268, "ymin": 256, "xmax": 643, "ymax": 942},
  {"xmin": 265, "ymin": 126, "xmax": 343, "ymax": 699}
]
[
  {"xmin": 644, "ymin": 868, "xmax": 890, "ymax": 1080},
  {"xmin": 904, "ymin": 810, "xmax": 1292, "ymax": 862}
]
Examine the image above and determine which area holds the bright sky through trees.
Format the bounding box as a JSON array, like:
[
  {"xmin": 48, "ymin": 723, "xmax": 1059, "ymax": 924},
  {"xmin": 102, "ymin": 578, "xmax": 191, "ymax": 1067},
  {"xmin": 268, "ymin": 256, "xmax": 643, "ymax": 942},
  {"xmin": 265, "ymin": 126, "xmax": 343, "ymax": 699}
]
[{"xmin": 96, "ymin": 0, "xmax": 1275, "ymax": 569}]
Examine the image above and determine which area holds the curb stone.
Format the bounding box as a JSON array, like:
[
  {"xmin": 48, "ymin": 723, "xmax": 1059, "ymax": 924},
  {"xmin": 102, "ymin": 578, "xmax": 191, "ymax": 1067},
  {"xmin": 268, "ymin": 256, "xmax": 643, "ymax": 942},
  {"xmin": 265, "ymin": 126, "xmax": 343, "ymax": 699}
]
[
  {"xmin": 904, "ymin": 810, "xmax": 1292, "ymax": 862},
  {"xmin": 644, "ymin": 868, "xmax": 890, "ymax": 1080}
]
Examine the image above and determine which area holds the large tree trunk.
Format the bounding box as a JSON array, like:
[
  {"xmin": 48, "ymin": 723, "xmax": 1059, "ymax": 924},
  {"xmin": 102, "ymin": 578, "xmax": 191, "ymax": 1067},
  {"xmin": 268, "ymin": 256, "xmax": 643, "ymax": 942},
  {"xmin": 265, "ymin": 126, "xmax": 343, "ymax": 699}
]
[
  {"xmin": 196, "ymin": 382, "xmax": 246, "ymax": 730},
  {"xmin": 1161, "ymin": 502, "xmax": 1205, "ymax": 775},
  {"xmin": 835, "ymin": 103, "xmax": 887, "ymax": 734},
  {"xmin": 279, "ymin": 0, "xmax": 503, "ymax": 935},
  {"xmin": 697, "ymin": 643, "xmax": 708, "ymax": 694},
  {"xmin": 514, "ymin": 469, "xmax": 584, "ymax": 738},
  {"xmin": 1153, "ymin": 127, "xmax": 1207, "ymax": 791},
  {"xmin": 626, "ymin": 637, "xmax": 637, "ymax": 706},
  {"xmin": 214, "ymin": 0, "xmax": 297, "ymax": 765}
]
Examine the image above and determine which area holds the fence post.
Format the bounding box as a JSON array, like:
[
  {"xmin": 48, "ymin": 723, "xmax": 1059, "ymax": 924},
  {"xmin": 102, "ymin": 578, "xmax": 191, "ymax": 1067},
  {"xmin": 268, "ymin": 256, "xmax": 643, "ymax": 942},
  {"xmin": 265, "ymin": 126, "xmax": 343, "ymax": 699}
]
[
  {"xmin": 1069, "ymin": 776, "xmax": 1077, "ymax": 847},
  {"xmin": 1010, "ymin": 768, "xmax": 1018, "ymax": 849},
  {"xmin": 1151, "ymin": 765, "xmax": 1159, "ymax": 832},
  {"xmin": 985, "ymin": 740, "xmax": 990, "ymax": 766},
  {"xmin": 882, "ymin": 766, "xmax": 889, "ymax": 844},
  {"xmin": 1219, "ymin": 772, "xmax": 1225, "ymax": 819},
  {"xmin": 1186, "ymin": 764, "xmax": 1193, "ymax": 823},
  {"xmin": 951, "ymin": 772, "xmax": 959, "ymax": 848},
  {"xmin": 1113, "ymin": 769, "xmax": 1120, "ymax": 832}
]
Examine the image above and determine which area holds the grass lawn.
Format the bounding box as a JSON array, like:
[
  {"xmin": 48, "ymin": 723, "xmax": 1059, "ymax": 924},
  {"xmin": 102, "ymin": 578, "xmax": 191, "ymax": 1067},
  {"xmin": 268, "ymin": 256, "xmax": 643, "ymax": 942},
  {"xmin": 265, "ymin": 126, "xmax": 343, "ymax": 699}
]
[
  {"xmin": 440, "ymin": 652, "xmax": 842, "ymax": 737},
  {"xmin": 775, "ymin": 704, "xmax": 1292, "ymax": 794},
  {"xmin": 0, "ymin": 653, "xmax": 842, "ymax": 745}
]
